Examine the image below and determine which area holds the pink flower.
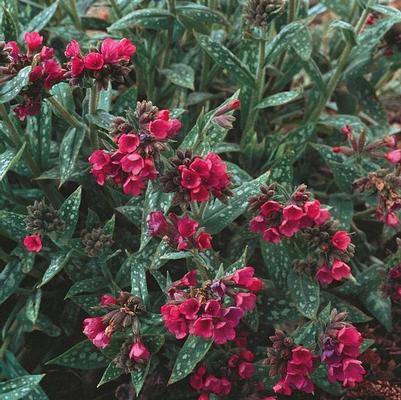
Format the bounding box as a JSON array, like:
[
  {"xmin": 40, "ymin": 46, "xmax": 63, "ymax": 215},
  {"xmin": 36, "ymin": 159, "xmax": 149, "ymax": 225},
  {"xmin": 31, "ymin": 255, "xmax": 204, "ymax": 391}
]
[
  {"xmin": 191, "ymin": 317, "xmax": 214, "ymax": 338},
  {"xmin": 204, "ymin": 300, "xmax": 221, "ymax": 316},
  {"xmin": 100, "ymin": 38, "xmax": 122, "ymax": 64},
  {"xmin": 70, "ymin": 56, "xmax": 84, "ymax": 77},
  {"xmin": 29, "ymin": 66, "xmax": 43, "ymax": 82},
  {"xmin": 204, "ymin": 376, "xmax": 231, "ymax": 395},
  {"xmin": 232, "ymin": 267, "xmax": 254, "ymax": 286},
  {"xmin": 262, "ymin": 227, "xmax": 281, "ymax": 244},
  {"xmin": 40, "ymin": 46, "xmax": 54, "ymax": 60},
  {"xmin": 129, "ymin": 340, "xmax": 150, "ymax": 362},
  {"xmin": 386, "ymin": 211, "xmax": 399, "ymax": 227},
  {"xmin": 65, "ymin": 40, "xmax": 81, "ymax": 58},
  {"xmin": 23, "ymin": 234, "xmax": 42, "ymax": 253},
  {"xmin": 24, "ymin": 32, "xmax": 43, "ymax": 52},
  {"xmin": 331, "ymin": 231, "xmax": 351, "ymax": 251},
  {"xmin": 304, "ymin": 199, "xmax": 321, "ymax": 219},
  {"xmin": 260, "ymin": 200, "xmax": 281, "ymax": 216},
  {"xmin": 179, "ymin": 298, "xmax": 201, "ymax": 320},
  {"xmin": 273, "ymin": 379, "xmax": 292, "ymax": 395},
  {"xmin": 279, "ymin": 219, "xmax": 300, "ymax": 237},
  {"xmin": 120, "ymin": 153, "xmax": 144, "ymax": 174},
  {"xmin": 118, "ymin": 134, "xmax": 139, "ymax": 153},
  {"xmin": 235, "ymin": 292, "xmax": 256, "ymax": 311},
  {"xmin": 197, "ymin": 232, "xmax": 212, "ymax": 250},
  {"xmin": 341, "ymin": 358, "xmax": 365, "ymax": 387},
  {"xmin": 337, "ymin": 327, "xmax": 363, "ymax": 358},
  {"xmin": 118, "ymin": 38, "xmax": 137, "ymax": 61},
  {"xmin": 331, "ymin": 260, "xmax": 351, "ymax": 281},
  {"xmin": 83, "ymin": 317, "xmax": 110, "ymax": 348},
  {"xmin": 238, "ymin": 361, "xmax": 255, "ymax": 379},
  {"xmin": 283, "ymin": 205, "xmax": 304, "ymax": 221},
  {"xmin": 386, "ymin": 149, "xmax": 401, "ymax": 164},
  {"xmin": 180, "ymin": 167, "xmax": 201, "ymax": 189},
  {"xmin": 177, "ymin": 216, "xmax": 198, "ymax": 237},
  {"xmin": 316, "ymin": 265, "xmax": 334, "ymax": 285},
  {"xmin": 147, "ymin": 211, "xmax": 169, "ymax": 236},
  {"xmin": 84, "ymin": 52, "xmax": 104, "ymax": 70},
  {"xmin": 100, "ymin": 294, "xmax": 117, "ymax": 306},
  {"xmin": 177, "ymin": 270, "xmax": 198, "ymax": 287}
]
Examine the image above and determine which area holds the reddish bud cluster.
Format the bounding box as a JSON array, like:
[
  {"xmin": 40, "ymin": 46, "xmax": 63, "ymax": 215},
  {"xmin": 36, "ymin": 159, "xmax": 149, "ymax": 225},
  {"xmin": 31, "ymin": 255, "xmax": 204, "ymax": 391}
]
[
  {"xmin": 386, "ymin": 264, "xmax": 401, "ymax": 302},
  {"xmin": 1, "ymin": 32, "xmax": 64, "ymax": 119},
  {"xmin": 147, "ymin": 211, "xmax": 212, "ymax": 252},
  {"xmin": 161, "ymin": 268, "xmax": 262, "ymax": 344},
  {"xmin": 321, "ymin": 326, "xmax": 366, "ymax": 387},
  {"xmin": 190, "ymin": 366, "xmax": 232, "ymax": 399},
  {"xmin": 273, "ymin": 346, "xmax": 315, "ymax": 396},
  {"xmin": 23, "ymin": 233, "xmax": 42, "ymax": 253},
  {"xmin": 88, "ymin": 104, "xmax": 181, "ymax": 196},
  {"xmin": 160, "ymin": 150, "xmax": 232, "ymax": 207},
  {"xmin": 249, "ymin": 184, "xmax": 330, "ymax": 244},
  {"xmin": 64, "ymin": 38, "xmax": 136, "ymax": 89}
]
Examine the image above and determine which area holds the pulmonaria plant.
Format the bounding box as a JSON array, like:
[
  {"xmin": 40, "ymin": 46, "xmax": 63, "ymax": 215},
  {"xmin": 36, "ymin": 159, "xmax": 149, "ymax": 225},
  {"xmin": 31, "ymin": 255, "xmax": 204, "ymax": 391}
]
[
  {"xmin": 64, "ymin": 37, "xmax": 136, "ymax": 89},
  {"xmin": 248, "ymin": 183, "xmax": 331, "ymax": 244},
  {"xmin": 190, "ymin": 366, "xmax": 232, "ymax": 399},
  {"xmin": 0, "ymin": 32, "xmax": 64, "ymax": 119},
  {"xmin": 160, "ymin": 150, "xmax": 232, "ymax": 208},
  {"xmin": 147, "ymin": 211, "xmax": 212, "ymax": 252},
  {"xmin": 83, "ymin": 292, "xmax": 150, "ymax": 372},
  {"xmin": 320, "ymin": 310, "xmax": 366, "ymax": 388},
  {"xmin": 161, "ymin": 267, "xmax": 262, "ymax": 344},
  {"xmin": 267, "ymin": 330, "xmax": 315, "ymax": 396},
  {"xmin": 88, "ymin": 100, "xmax": 181, "ymax": 196}
]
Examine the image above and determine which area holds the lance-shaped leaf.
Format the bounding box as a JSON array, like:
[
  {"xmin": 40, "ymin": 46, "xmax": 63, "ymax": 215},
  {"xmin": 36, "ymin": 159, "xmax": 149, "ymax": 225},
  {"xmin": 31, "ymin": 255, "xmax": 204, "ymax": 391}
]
[
  {"xmin": 0, "ymin": 144, "xmax": 25, "ymax": 181},
  {"xmin": 160, "ymin": 63, "xmax": 195, "ymax": 90},
  {"xmin": 0, "ymin": 375, "xmax": 44, "ymax": 400},
  {"xmin": 0, "ymin": 260, "xmax": 25, "ymax": 306},
  {"xmin": 48, "ymin": 340, "xmax": 109, "ymax": 369},
  {"xmin": 108, "ymin": 9, "xmax": 171, "ymax": 31},
  {"xmin": 98, "ymin": 363, "xmax": 123, "ymax": 387},
  {"xmin": 0, "ymin": 211, "xmax": 26, "ymax": 240},
  {"xmin": 196, "ymin": 34, "xmax": 254, "ymax": 87},
  {"xmin": 202, "ymin": 171, "xmax": 270, "ymax": 234},
  {"xmin": 287, "ymin": 270, "xmax": 320, "ymax": 319},
  {"xmin": 58, "ymin": 186, "xmax": 82, "ymax": 239},
  {"xmin": 38, "ymin": 250, "xmax": 72, "ymax": 287},
  {"xmin": 169, "ymin": 335, "xmax": 213, "ymax": 384},
  {"xmin": 0, "ymin": 66, "xmax": 31, "ymax": 103},
  {"xmin": 25, "ymin": 289, "xmax": 42, "ymax": 324},
  {"xmin": 256, "ymin": 90, "xmax": 301, "ymax": 109},
  {"xmin": 59, "ymin": 127, "xmax": 85, "ymax": 186}
]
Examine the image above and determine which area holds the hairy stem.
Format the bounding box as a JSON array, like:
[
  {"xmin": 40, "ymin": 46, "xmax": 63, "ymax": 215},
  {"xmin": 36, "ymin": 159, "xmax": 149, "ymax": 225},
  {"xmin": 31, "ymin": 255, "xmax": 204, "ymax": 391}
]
[
  {"xmin": 47, "ymin": 96, "xmax": 82, "ymax": 129},
  {"xmin": 89, "ymin": 85, "xmax": 100, "ymax": 149}
]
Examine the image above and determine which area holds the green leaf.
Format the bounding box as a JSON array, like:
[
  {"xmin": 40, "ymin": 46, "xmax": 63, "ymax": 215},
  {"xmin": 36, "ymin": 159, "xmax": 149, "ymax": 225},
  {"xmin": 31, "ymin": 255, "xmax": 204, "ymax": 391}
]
[
  {"xmin": 48, "ymin": 340, "xmax": 109, "ymax": 369},
  {"xmin": 25, "ymin": 289, "xmax": 42, "ymax": 324},
  {"xmin": 108, "ymin": 9, "xmax": 171, "ymax": 31},
  {"xmin": 328, "ymin": 197, "xmax": 353, "ymax": 229},
  {"xmin": 129, "ymin": 251, "xmax": 149, "ymax": 306},
  {"xmin": 65, "ymin": 277, "xmax": 107, "ymax": 298},
  {"xmin": 48, "ymin": 84, "xmax": 75, "ymax": 115},
  {"xmin": 312, "ymin": 364, "xmax": 345, "ymax": 396},
  {"xmin": 0, "ymin": 260, "xmax": 25, "ymax": 306},
  {"xmin": 256, "ymin": 90, "xmax": 301, "ymax": 109},
  {"xmin": 0, "ymin": 375, "xmax": 44, "ymax": 400},
  {"xmin": 330, "ymin": 20, "xmax": 356, "ymax": 45},
  {"xmin": 320, "ymin": 0, "xmax": 352, "ymax": 18},
  {"xmin": 263, "ymin": 294, "xmax": 301, "ymax": 323},
  {"xmin": 20, "ymin": 1, "xmax": 58, "ymax": 39},
  {"xmin": 97, "ymin": 82, "xmax": 112, "ymax": 112},
  {"xmin": 59, "ymin": 128, "xmax": 85, "ymax": 186},
  {"xmin": 113, "ymin": 87, "xmax": 137, "ymax": 115},
  {"xmin": 196, "ymin": 34, "xmax": 255, "ymax": 87},
  {"xmin": 261, "ymin": 240, "xmax": 291, "ymax": 289},
  {"xmin": 361, "ymin": 290, "xmax": 392, "ymax": 331},
  {"xmin": 160, "ymin": 63, "xmax": 195, "ymax": 90},
  {"xmin": 287, "ymin": 270, "xmax": 320, "ymax": 319},
  {"xmin": 0, "ymin": 67, "xmax": 31, "ymax": 104},
  {"xmin": 0, "ymin": 144, "xmax": 25, "ymax": 181},
  {"xmin": 97, "ymin": 363, "xmax": 123, "ymax": 387},
  {"xmin": 291, "ymin": 24, "xmax": 312, "ymax": 60},
  {"xmin": 58, "ymin": 186, "xmax": 82, "ymax": 239},
  {"xmin": 131, "ymin": 363, "xmax": 150, "ymax": 396},
  {"xmin": 176, "ymin": 4, "xmax": 228, "ymax": 26},
  {"xmin": 38, "ymin": 250, "xmax": 72, "ymax": 287},
  {"xmin": 1, "ymin": 6, "xmax": 18, "ymax": 41},
  {"xmin": 169, "ymin": 335, "xmax": 213, "ymax": 384},
  {"xmin": 0, "ymin": 211, "xmax": 26, "ymax": 240},
  {"xmin": 293, "ymin": 321, "xmax": 319, "ymax": 349},
  {"xmin": 202, "ymin": 171, "xmax": 270, "ymax": 234}
]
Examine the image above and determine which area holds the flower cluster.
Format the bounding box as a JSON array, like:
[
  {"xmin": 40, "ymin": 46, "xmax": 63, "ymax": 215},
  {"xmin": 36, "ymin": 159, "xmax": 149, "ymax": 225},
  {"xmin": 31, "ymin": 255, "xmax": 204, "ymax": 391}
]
[
  {"xmin": 321, "ymin": 311, "xmax": 366, "ymax": 387},
  {"xmin": 249, "ymin": 184, "xmax": 330, "ymax": 244},
  {"xmin": 267, "ymin": 331, "xmax": 315, "ymax": 396},
  {"xmin": 354, "ymin": 168, "xmax": 401, "ymax": 228},
  {"xmin": 227, "ymin": 348, "xmax": 256, "ymax": 380},
  {"xmin": 64, "ymin": 37, "xmax": 136, "ymax": 89},
  {"xmin": 190, "ymin": 366, "xmax": 232, "ymax": 399},
  {"xmin": 88, "ymin": 101, "xmax": 181, "ymax": 196},
  {"xmin": 160, "ymin": 150, "xmax": 232, "ymax": 208},
  {"xmin": 147, "ymin": 211, "xmax": 212, "ymax": 252},
  {"xmin": 1, "ymin": 32, "xmax": 64, "ymax": 119},
  {"xmin": 83, "ymin": 292, "xmax": 150, "ymax": 371},
  {"xmin": 161, "ymin": 268, "xmax": 262, "ymax": 344}
]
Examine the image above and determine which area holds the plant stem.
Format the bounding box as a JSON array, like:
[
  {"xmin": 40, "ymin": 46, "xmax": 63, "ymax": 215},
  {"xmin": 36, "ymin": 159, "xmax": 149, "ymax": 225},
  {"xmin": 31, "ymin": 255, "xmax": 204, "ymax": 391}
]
[
  {"xmin": 109, "ymin": 0, "xmax": 122, "ymax": 19},
  {"xmin": 47, "ymin": 96, "xmax": 82, "ymax": 129},
  {"xmin": 0, "ymin": 104, "xmax": 22, "ymax": 148},
  {"xmin": 309, "ymin": 0, "xmax": 373, "ymax": 123},
  {"xmin": 288, "ymin": 0, "xmax": 298, "ymax": 23},
  {"xmin": 100, "ymin": 262, "xmax": 121, "ymax": 294},
  {"xmin": 69, "ymin": 0, "xmax": 82, "ymax": 30},
  {"xmin": 89, "ymin": 86, "xmax": 100, "ymax": 149},
  {"xmin": 0, "ymin": 319, "xmax": 18, "ymax": 360}
]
